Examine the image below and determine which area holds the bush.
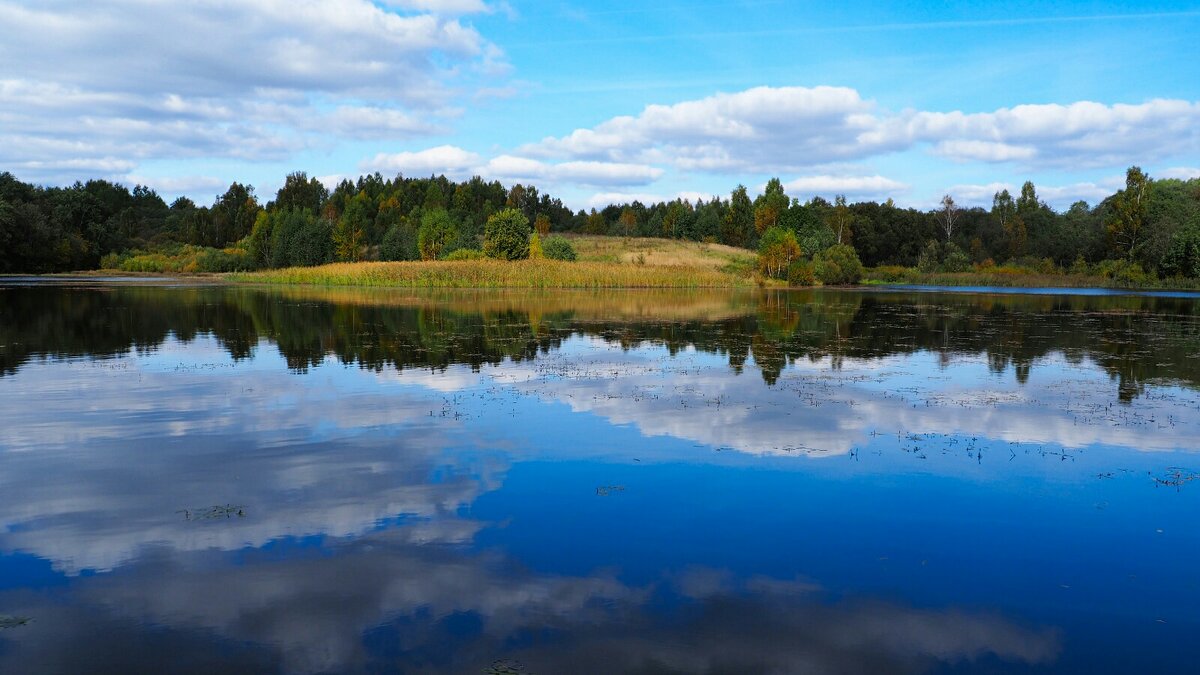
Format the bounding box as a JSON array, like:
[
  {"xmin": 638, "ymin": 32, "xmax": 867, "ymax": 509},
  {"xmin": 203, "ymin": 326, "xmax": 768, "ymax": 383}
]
[
  {"xmin": 196, "ymin": 247, "xmax": 255, "ymax": 272},
  {"xmin": 916, "ymin": 240, "xmax": 941, "ymax": 273},
  {"xmin": 1161, "ymin": 223, "xmax": 1200, "ymax": 279},
  {"xmin": 1036, "ymin": 257, "xmax": 1059, "ymax": 275},
  {"xmin": 814, "ymin": 244, "xmax": 864, "ymax": 285},
  {"xmin": 786, "ymin": 259, "xmax": 816, "ymax": 286},
  {"xmin": 1095, "ymin": 259, "xmax": 1149, "ymax": 285},
  {"xmin": 528, "ymin": 232, "xmax": 545, "ymax": 259},
  {"xmin": 1069, "ymin": 256, "xmax": 1091, "ymax": 276},
  {"xmin": 442, "ymin": 248, "xmax": 484, "ymax": 261},
  {"xmin": 868, "ymin": 265, "xmax": 912, "ymax": 282},
  {"xmin": 543, "ymin": 235, "xmax": 577, "ymax": 261},
  {"xmin": 483, "ymin": 208, "xmax": 531, "ymax": 260},
  {"xmin": 940, "ymin": 243, "xmax": 971, "ymax": 273}
]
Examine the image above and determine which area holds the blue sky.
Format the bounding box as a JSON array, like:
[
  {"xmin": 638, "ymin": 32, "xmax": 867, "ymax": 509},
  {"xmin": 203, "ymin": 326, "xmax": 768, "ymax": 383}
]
[{"xmin": 2, "ymin": 0, "xmax": 1198, "ymax": 210}]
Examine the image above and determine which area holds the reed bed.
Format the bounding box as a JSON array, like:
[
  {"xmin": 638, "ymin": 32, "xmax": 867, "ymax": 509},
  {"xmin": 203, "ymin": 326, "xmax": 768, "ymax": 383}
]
[{"xmin": 229, "ymin": 259, "xmax": 753, "ymax": 288}]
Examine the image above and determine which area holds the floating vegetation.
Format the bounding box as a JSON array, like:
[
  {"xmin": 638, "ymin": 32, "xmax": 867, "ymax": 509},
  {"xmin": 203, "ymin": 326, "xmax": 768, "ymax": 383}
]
[
  {"xmin": 1151, "ymin": 468, "xmax": 1200, "ymax": 491},
  {"xmin": 178, "ymin": 504, "xmax": 246, "ymax": 521},
  {"xmin": 483, "ymin": 659, "xmax": 531, "ymax": 674},
  {"xmin": 0, "ymin": 615, "xmax": 31, "ymax": 630}
]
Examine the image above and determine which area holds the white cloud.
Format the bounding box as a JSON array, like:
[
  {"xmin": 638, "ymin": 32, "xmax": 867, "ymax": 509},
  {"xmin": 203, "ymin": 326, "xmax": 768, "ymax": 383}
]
[
  {"xmin": 482, "ymin": 155, "xmax": 664, "ymax": 186},
  {"xmin": 525, "ymin": 86, "xmax": 1200, "ymax": 174},
  {"xmin": 782, "ymin": 175, "xmax": 909, "ymax": 200},
  {"xmin": 906, "ymin": 99, "xmax": 1200, "ymax": 168},
  {"xmin": 0, "ymin": 0, "xmax": 506, "ymax": 184},
  {"xmin": 947, "ymin": 177, "xmax": 1124, "ymax": 208},
  {"xmin": 524, "ymin": 86, "xmax": 889, "ymax": 172},
  {"xmin": 320, "ymin": 105, "xmax": 441, "ymax": 139},
  {"xmin": 1159, "ymin": 166, "xmax": 1200, "ymax": 180},
  {"xmin": 362, "ymin": 145, "xmax": 484, "ymax": 177},
  {"xmin": 362, "ymin": 146, "xmax": 664, "ymax": 187},
  {"xmin": 932, "ymin": 140, "xmax": 1037, "ymax": 162},
  {"xmin": 585, "ymin": 191, "xmax": 715, "ymax": 209},
  {"xmin": 124, "ymin": 175, "xmax": 228, "ymax": 196},
  {"xmin": 380, "ymin": 0, "xmax": 491, "ymax": 14}
]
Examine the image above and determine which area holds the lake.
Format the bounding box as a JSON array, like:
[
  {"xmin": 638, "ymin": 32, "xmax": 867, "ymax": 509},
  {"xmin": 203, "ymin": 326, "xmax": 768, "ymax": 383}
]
[{"xmin": 1, "ymin": 281, "xmax": 1198, "ymax": 674}]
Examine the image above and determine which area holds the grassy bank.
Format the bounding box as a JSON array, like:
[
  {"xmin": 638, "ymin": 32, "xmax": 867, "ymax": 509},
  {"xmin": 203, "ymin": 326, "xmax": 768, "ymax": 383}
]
[
  {"xmin": 863, "ymin": 266, "xmax": 1200, "ymax": 290},
  {"xmin": 564, "ymin": 234, "xmax": 757, "ymax": 275},
  {"xmin": 230, "ymin": 259, "xmax": 753, "ymax": 288}
]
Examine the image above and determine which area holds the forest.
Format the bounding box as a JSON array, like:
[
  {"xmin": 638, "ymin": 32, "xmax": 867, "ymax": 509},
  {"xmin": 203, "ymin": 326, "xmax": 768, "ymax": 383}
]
[{"xmin": 1, "ymin": 167, "xmax": 1198, "ymax": 283}]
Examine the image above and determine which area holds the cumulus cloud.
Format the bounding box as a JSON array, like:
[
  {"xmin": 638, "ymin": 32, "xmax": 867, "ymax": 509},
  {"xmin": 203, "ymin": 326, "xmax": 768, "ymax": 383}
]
[
  {"xmin": 782, "ymin": 174, "xmax": 910, "ymax": 200},
  {"xmin": 361, "ymin": 145, "xmax": 664, "ymax": 187},
  {"xmin": 523, "ymin": 85, "xmax": 890, "ymax": 173},
  {"xmin": 524, "ymin": 86, "xmax": 1200, "ymax": 174},
  {"xmin": 1159, "ymin": 166, "xmax": 1200, "ymax": 179},
  {"xmin": 946, "ymin": 176, "xmax": 1124, "ymax": 208},
  {"xmin": 585, "ymin": 190, "xmax": 714, "ymax": 208},
  {"xmin": 0, "ymin": 0, "xmax": 505, "ymax": 184},
  {"xmin": 361, "ymin": 144, "xmax": 483, "ymax": 177},
  {"xmin": 380, "ymin": 0, "xmax": 491, "ymax": 14}
]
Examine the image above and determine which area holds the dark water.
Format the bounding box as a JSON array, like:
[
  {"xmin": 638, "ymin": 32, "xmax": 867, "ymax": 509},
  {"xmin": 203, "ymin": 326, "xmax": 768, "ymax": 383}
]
[{"xmin": 1, "ymin": 283, "xmax": 1198, "ymax": 674}]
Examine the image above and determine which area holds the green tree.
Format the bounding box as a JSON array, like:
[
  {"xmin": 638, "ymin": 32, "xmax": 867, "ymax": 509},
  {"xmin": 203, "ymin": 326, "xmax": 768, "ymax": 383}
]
[
  {"xmin": 937, "ymin": 194, "xmax": 958, "ymax": 241},
  {"xmin": 247, "ymin": 211, "xmax": 274, "ymax": 267},
  {"xmin": 211, "ymin": 182, "xmax": 259, "ymax": 247},
  {"xmin": 1107, "ymin": 166, "xmax": 1151, "ymax": 261},
  {"xmin": 333, "ymin": 192, "xmax": 371, "ymax": 261},
  {"xmin": 584, "ymin": 209, "xmax": 607, "ymax": 235},
  {"xmin": 274, "ymin": 172, "xmax": 327, "ymax": 213},
  {"xmin": 381, "ymin": 220, "xmax": 419, "ymax": 261},
  {"xmin": 417, "ymin": 208, "xmax": 458, "ymax": 260},
  {"xmin": 618, "ymin": 208, "xmax": 637, "ymax": 237},
  {"xmin": 483, "ymin": 208, "xmax": 531, "ymax": 260},
  {"xmin": 827, "ymin": 194, "xmax": 853, "ymax": 245},
  {"xmin": 753, "ymin": 178, "xmax": 789, "ymax": 234},
  {"xmin": 721, "ymin": 185, "xmax": 754, "ymax": 247},
  {"xmin": 756, "ymin": 226, "xmax": 801, "ymax": 278}
]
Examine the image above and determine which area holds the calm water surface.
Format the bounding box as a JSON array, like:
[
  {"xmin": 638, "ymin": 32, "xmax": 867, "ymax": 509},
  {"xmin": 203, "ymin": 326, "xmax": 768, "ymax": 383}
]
[{"xmin": 0, "ymin": 283, "xmax": 1198, "ymax": 674}]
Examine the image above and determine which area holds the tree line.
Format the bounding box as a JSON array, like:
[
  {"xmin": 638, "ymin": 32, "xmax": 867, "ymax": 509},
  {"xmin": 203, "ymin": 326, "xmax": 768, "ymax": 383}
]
[{"xmin": 1, "ymin": 167, "xmax": 1198, "ymax": 278}]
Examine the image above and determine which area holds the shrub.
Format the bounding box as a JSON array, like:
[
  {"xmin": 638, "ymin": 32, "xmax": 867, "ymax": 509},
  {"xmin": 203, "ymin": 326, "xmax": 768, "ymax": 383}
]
[
  {"xmin": 443, "ymin": 248, "xmax": 484, "ymax": 261},
  {"xmin": 814, "ymin": 244, "xmax": 864, "ymax": 285},
  {"xmin": 1095, "ymin": 258, "xmax": 1149, "ymax": 284},
  {"xmin": 1036, "ymin": 257, "xmax": 1059, "ymax": 275},
  {"xmin": 916, "ymin": 240, "xmax": 941, "ymax": 273},
  {"xmin": 196, "ymin": 247, "xmax": 254, "ymax": 272},
  {"xmin": 543, "ymin": 236, "xmax": 577, "ymax": 261},
  {"xmin": 1069, "ymin": 256, "xmax": 1091, "ymax": 276},
  {"xmin": 528, "ymin": 232, "xmax": 545, "ymax": 259},
  {"xmin": 786, "ymin": 259, "xmax": 816, "ymax": 286},
  {"xmin": 940, "ymin": 243, "xmax": 971, "ymax": 273},
  {"xmin": 1161, "ymin": 223, "xmax": 1200, "ymax": 279},
  {"xmin": 483, "ymin": 208, "xmax": 531, "ymax": 260},
  {"xmin": 868, "ymin": 265, "xmax": 911, "ymax": 282}
]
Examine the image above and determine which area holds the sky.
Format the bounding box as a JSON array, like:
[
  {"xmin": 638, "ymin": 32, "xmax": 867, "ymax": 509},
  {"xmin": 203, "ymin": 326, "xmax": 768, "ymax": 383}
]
[{"xmin": 1, "ymin": 0, "xmax": 1199, "ymax": 211}]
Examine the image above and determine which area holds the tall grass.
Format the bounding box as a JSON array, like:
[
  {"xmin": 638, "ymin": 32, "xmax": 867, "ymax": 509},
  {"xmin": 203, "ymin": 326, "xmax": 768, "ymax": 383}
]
[
  {"xmin": 229, "ymin": 259, "xmax": 753, "ymax": 288},
  {"xmin": 863, "ymin": 265, "xmax": 1200, "ymax": 290}
]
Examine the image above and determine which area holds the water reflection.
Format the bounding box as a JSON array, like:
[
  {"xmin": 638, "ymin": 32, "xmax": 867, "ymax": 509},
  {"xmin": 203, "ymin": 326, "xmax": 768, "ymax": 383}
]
[{"xmin": 0, "ymin": 284, "xmax": 1197, "ymax": 674}]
